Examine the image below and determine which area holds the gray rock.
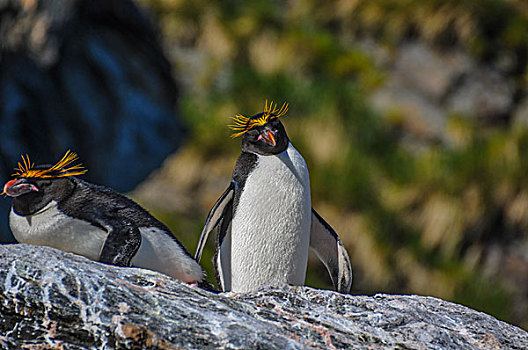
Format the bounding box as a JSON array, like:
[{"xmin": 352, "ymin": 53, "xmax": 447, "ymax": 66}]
[
  {"xmin": 446, "ymin": 69, "xmax": 515, "ymax": 121},
  {"xmin": 392, "ymin": 42, "xmax": 471, "ymax": 102},
  {"xmin": 368, "ymin": 42, "xmax": 461, "ymax": 142},
  {"xmin": 369, "ymin": 40, "xmax": 517, "ymax": 145},
  {"xmin": 369, "ymin": 82, "xmax": 447, "ymax": 140},
  {"xmin": 1, "ymin": 244, "xmax": 526, "ymax": 349}
]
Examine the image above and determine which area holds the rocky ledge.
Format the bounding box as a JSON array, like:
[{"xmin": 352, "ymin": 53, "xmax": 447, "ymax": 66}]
[{"xmin": 0, "ymin": 244, "xmax": 526, "ymax": 349}]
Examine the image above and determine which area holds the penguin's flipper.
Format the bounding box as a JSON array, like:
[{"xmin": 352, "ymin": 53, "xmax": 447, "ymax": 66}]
[
  {"xmin": 99, "ymin": 220, "xmax": 142, "ymax": 267},
  {"xmin": 214, "ymin": 202, "xmax": 233, "ymax": 292},
  {"xmin": 310, "ymin": 209, "xmax": 352, "ymax": 293},
  {"xmin": 195, "ymin": 182, "xmax": 235, "ymax": 262}
]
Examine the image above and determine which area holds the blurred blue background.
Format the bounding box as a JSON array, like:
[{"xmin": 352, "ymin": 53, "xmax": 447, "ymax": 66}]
[{"xmin": 0, "ymin": 0, "xmax": 184, "ymax": 240}]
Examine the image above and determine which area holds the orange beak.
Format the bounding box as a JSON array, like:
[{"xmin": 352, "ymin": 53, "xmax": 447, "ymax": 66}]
[{"xmin": 260, "ymin": 130, "xmax": 276, "ymax": 147}]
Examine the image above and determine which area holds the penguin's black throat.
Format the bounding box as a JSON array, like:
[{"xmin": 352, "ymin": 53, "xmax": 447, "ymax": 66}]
[{"xmin": 241, "ymin": 118, "xmax": 289, "ymax": 156}]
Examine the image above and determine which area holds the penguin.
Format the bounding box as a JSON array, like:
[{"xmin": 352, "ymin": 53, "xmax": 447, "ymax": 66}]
[
  {"xmin": 3, "ymin": 151, "xmax": 205, "ymax": 285},
  {"xmin": 195, "ymin": 101, "xmax": 353, "ymax": 293}
]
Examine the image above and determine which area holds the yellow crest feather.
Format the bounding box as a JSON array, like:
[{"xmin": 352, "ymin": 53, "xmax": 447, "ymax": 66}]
[
  {"xmin": 228, "ymin": 100, "xmax": 288, "ymax": 138},
  {"xmin": 12, "ymin": 150, "xmax": 87, "ymax": 179}
]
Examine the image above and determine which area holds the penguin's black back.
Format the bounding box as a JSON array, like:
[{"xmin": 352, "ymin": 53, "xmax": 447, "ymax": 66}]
[{"xmin": 58, "ymin": 177, "xmax": 193, "ymax": 256}]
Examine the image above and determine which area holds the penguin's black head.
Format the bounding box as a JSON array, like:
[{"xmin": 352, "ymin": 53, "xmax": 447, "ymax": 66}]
[
  {"xmin": 230, "ymin": 101, "xmax": 290, "ymax": 156},
  {"xmin": 4, "ymin": 176, "xmax": 76, "ymax": 215},
  {"xmin": 3, "ymin": 151, "xmax": 86, "ymax": 215}
]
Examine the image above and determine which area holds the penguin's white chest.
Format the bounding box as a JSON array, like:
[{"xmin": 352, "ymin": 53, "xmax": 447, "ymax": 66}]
[
  {"xmin": 9, "ymin": 201, "xmax": 108, "ymax": 261},
  {"xmin": 229, "ymin": 143, "xmax": 311, "ymax": 292}
]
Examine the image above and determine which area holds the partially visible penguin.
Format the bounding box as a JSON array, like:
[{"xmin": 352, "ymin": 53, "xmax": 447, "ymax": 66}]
[
  {"xmin": 195, "ymin": 101, "xmax": 352, "ymax": 293},
  {"xmin": 3, "ymin": 151, "xmax": 205, "ymax": 286}
]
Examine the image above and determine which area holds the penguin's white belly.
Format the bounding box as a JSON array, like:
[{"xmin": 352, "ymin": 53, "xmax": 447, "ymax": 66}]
[
  {"xmin": 9, "ymin": 201, "xmax": 108, "ymax": 261},
  {"xmin": 229, "ymin": 144, "xmax": 311, "ymax": 292},
  {"xmin": 131, "ymin": 227, "xmax": 203, "ymax": 283}
]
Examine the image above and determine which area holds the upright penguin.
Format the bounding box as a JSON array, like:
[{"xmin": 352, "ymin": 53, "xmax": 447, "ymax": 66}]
[
  {"xmin": 195, "ymin": 101, "xmax": 352, "ymax": 293},
  {"xmin": 3, "ymin": 151, "xmax": 204, "ymax": 285}
]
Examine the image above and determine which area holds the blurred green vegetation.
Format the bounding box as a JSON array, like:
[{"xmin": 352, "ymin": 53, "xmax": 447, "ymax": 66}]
[{"xmin": 137, "ymin": 0, "xmax": 528, "ymax": 329}]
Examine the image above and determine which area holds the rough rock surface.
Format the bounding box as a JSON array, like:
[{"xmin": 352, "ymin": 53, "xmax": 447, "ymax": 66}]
[{"xmin": 0, "ymin": 244, "xmax": 526, "ymax": 349}]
